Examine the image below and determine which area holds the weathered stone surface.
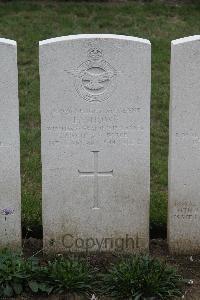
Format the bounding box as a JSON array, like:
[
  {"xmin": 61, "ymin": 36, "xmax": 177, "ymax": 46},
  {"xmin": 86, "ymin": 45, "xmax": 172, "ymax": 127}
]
[
  {"xmin": 39, "ymin": 34, "xmax": 151, "ymax": 253},
  {"xmin": 168, "ymin": 35, "xmax": 200, "ymax": 254},
  {"xmin": 0, "ymin": 38, "xmax": 21, "ymax": 248}
]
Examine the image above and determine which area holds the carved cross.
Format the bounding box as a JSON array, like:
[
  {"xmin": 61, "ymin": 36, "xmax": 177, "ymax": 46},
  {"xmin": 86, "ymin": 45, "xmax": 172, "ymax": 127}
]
[{"xmin": 78, "ymin": 151, "xmax": 113, "ymax": 209}]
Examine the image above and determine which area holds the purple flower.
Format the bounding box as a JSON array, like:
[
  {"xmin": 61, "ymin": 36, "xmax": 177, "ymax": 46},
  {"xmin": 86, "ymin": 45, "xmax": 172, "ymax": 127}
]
[{"xmin": 1, "ymin": 208, "xmax": 14, "ymax": 216}]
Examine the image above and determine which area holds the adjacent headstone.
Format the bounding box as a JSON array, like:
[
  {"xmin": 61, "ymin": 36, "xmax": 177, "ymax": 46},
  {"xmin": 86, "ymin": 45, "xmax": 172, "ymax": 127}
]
[
  {"xmin": 40, "ymin": 34, "xmax": 151, "ymax": 253},
  {"xmin": 0, "ymin": 38, "xmax": 21, "ymax": 248},
  {"xmin": 168, "ymin": 35, "xmax": 200, "ymax": 254}
]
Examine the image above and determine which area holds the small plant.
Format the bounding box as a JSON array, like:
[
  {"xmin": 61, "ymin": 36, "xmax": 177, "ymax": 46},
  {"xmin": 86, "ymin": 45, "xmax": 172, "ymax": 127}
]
[
  {"xmin": 98, "ymin": 255, "xmax": 184, "ymax": 300},
  {"xmin": 0, "ymin": 249, "xmax": 53, "ymax": 296},
  {"xmin": 0, "ymin": 249, "xmax": 27, "ymax": 297},
  {"xmin": 22, "ymin": 256, "xmax": 53, "ymax": 294},
  {"xmin": 46, "ymin": 256, "xmax": 94, "ymax": 295},
  {"xmin": 0, "ymin": 250, "xmax": 95, "ymax": 297}
]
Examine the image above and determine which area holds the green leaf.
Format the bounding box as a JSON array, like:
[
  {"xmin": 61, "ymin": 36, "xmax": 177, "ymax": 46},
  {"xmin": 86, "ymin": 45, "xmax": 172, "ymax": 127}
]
[
  {"xmin": 28, "ymin": 280, "xmax": 39, "ymax": 293},
  {"xmin": 4, "ymin": 284, "xmax": 13, "ymax": 297},
  {"xmin": 134, "ymin": 294, "xmax": 143, "ymax": 300},
  {"xmin": 12, "ymin": 282, "xmax": 23, "ymax": 295},
  {"xmin": 39, "ymin": 282, "xmax": 53, "ymax": 294}
]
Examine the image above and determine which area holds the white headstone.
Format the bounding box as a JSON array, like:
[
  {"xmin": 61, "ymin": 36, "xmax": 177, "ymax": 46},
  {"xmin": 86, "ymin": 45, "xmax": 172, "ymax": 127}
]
[
  {"xmin": 0, "ymin": 38, "xmax": 21, "ymax": 248},
  {"xmin": 40, "ymin": 34, "xmax": 151, "ymax": 253},
  {"xmin": 168, "ymin": 35, "xmax": 200, "ymax": 254}
]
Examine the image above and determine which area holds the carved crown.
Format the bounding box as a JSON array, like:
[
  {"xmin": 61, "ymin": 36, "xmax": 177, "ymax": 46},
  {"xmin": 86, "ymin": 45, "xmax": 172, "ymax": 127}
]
[{"xmin": 88, "ymin": 48, "xmax": 103, "ymax": 60}]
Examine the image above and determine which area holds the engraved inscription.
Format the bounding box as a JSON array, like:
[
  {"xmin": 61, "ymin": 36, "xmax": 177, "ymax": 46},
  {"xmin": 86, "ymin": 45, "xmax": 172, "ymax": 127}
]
[
  {"xmin": 47, "ymin": 106, "xmax": 143, "ymax": 147},
  {"xmin": 75, "ymin": 48, "xmax": 116, "ymax": 102},
  {"xmin": 78, "ymin": 151, "xmax": 113, "ymax": 209},
  {"xmin": 173, "ymin": 201, "xmax": 199, "ymax": 221},
  {"xmin": 0, "ymin": 141, "xmax": 11, "ymax": 148}
]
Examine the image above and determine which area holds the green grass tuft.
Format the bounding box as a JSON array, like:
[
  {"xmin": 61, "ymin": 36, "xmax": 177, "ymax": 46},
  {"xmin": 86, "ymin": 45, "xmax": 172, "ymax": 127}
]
[
  {"xmin": 46, "ymin": 257, "xmax": 94, "ymax": 295},
  {"xmin": 98, "ymin": 255, "xmax": 184, "ymax": 299}
]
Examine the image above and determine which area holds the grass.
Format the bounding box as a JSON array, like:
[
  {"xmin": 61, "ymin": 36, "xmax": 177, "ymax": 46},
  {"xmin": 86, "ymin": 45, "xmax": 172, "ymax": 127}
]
[{"xmin": 0, "ymin": 0, "xmax": 199, "ymax": 230}]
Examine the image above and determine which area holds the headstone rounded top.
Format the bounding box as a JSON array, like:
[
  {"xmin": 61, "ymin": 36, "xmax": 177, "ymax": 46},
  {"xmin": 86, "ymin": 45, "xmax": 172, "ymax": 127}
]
[
  {"xmin": 39, "ymin": 34, "xmax": 150, "ymax": 46},
  {"xmin": 172, "ymin": 35, "xmax": 200, "ymax": 45},
  {"xmin": 0, "ymin": 38, "xmax": 16, "ymax": 46}
]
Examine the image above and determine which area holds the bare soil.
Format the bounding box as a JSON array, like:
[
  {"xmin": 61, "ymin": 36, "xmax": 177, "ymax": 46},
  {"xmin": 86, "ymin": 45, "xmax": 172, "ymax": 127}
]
[{"xmin": 150, "ymin": 239, "xmax": 200, "ymax": 299}]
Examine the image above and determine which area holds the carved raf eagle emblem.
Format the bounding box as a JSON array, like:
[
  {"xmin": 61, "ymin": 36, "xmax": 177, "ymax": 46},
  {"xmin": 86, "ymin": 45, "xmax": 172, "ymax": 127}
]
[
  {"xmin": 82, "ymin": 72, "xmax": 109, "ymax": 91},
  {"xmin": 75, "ymin": 48, "xmax": 116, "ymax": 102}
]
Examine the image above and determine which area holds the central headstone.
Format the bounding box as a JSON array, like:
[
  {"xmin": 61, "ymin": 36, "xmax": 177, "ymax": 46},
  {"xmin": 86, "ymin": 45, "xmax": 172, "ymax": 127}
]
[{"xmin": 40, "ymin": 34, "xmax": 151, "ymax": 252}]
